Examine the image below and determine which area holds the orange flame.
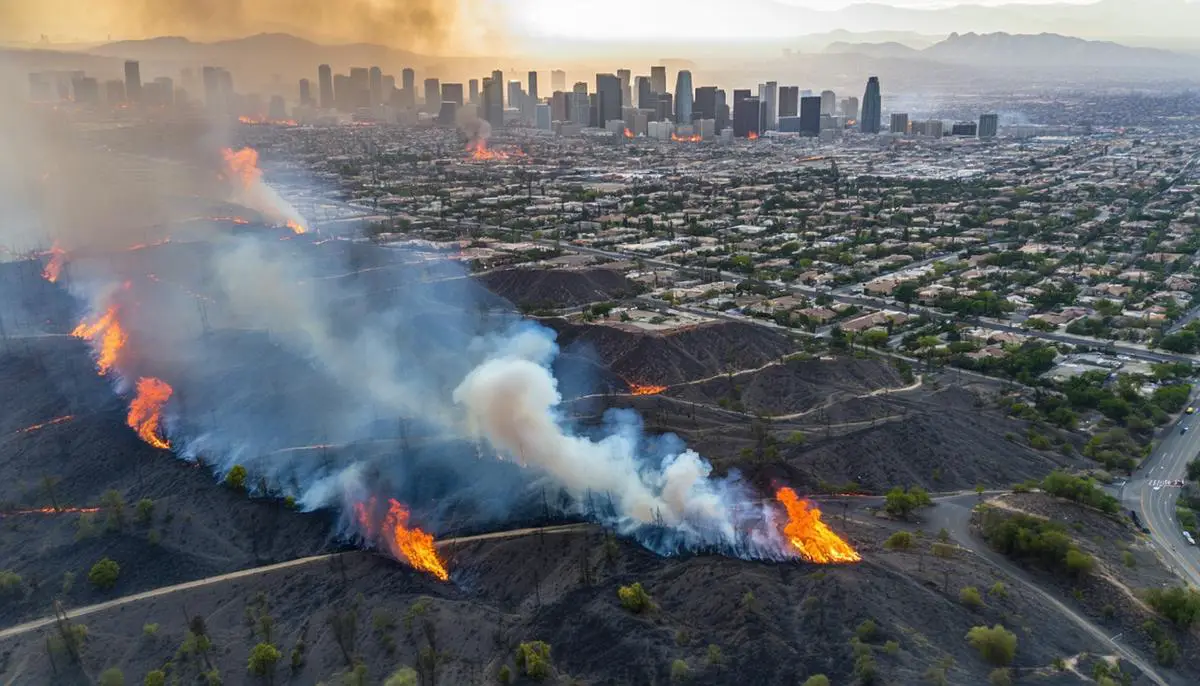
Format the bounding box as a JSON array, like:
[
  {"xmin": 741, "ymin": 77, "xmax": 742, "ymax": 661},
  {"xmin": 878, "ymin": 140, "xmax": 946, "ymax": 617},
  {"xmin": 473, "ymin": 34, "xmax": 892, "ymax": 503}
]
[
  {"xmin": 43, "ymin": 242, "xmax": 66, "ymax": 283},
  {"xmin": 285, "ymin": 219, "xmax": 307, "ymax": 235},
  {"xmin": 748, "ymin": 131, "xmax": 760, "ymax": 141},
  {"xmin": 468, "ymin": 138, "xmax": 509, "ymax": 161},
  {"xmin": 0, "ymin": 506, "xmax": 100, "ymax": 517},
  {"xmin": 71, "ymin": 306, "xmax": 127, "ymax": 376},
  {"xmin": 356, "ymin": 497, "xmax": 449, "ymax": 581},
  {"xmin": 629, "ymin": 383, "xmax": 668, "ymax": 396},
  {"xmin": 623, "ymin": 128, "xmax": 635, "ymax": 139},
  {"xmin": 671, "ymin": 133, "xmax": 703, "ymax": 143},
  {"xmin": 775, "ymin": 487, "xmax": 861, "ymax": 563},
  {"xmin": 16, "ymin": 415, "xmax": 75, "ymax": 435},
  {"xmin": 221, "ymin": 147, "xmax": 262, "ymax": 189},
  {"xmin": 207, "ymin": 216, "xmax": 251, "ymax": 225},
  {"xmin": 128, "ymin": 377, "xmax": 172, "ymax": 450},
  {"xmin": 239, "ymin": 115, "xmax": 299, "ymax": 127}
]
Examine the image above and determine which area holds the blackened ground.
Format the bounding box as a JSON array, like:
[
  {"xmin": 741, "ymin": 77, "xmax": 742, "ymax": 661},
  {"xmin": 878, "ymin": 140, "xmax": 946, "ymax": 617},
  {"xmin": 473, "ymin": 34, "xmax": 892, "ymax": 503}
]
[{"xmin": 477, "ymin": 267, "xmax": 635, "ymax": 310}]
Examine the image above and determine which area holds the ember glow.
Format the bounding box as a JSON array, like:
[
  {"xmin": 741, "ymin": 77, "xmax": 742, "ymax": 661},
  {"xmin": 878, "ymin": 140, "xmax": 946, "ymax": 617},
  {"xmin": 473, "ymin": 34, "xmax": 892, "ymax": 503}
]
[
  {"xmin": 238, "ymin": 115, "xmax": 299, "ymax": 127},
  {"xmin": 468, "ymin": 138, "xmax": 509, "ymax": 161},
  {"xmin": 71, "ymin": 305, "xmax": 127, "ymax": 376},
  {"xmin": 127, "ymin": 377, "xmax": 173, "ymax": 450},
  {"xmin": 671, "ymin": 133, "xmax": 703, "ymax": 143},
  {"xmin": 623, "ymin": 128, "xmax": 635, "ymax": 139},
  {"xmin": 0, "ymin": 506, "xmax": 100, "ymax": 517},
  {"xmin": 355, "ymin": 497, "xmax": 449, "ymax": 581},
  {"xmin": 16, "ymin": 415, "xmax": 75, "ymax": 435},
  {"xmin": 748, "ymin": 131, "xmax": 760, "ymax": 141},
  {"xmin": 775, "ymin": 487, "xmax": 861, "ymax": 564},
  {"xmin": 42, "ymin": 242, "xmax": 66, "ymax": 283},
  {"xmin": 628, "ymin": 382, "xmax": 668, "ymax": 396}
]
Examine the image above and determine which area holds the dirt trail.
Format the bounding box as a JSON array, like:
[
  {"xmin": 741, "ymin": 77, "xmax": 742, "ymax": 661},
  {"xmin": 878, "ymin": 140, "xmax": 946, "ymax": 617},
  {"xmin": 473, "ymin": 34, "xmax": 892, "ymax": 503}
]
[{"xmin": 0, "ymin": 524, "xmax": 590, "ymax": 642}]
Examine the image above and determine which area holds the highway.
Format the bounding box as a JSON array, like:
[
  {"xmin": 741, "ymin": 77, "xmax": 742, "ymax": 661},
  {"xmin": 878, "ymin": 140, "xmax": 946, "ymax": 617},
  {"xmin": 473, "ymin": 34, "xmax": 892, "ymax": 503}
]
[{"xmin": 1122, "ymin": 412, "xmax": 1200, "ymax": 588}]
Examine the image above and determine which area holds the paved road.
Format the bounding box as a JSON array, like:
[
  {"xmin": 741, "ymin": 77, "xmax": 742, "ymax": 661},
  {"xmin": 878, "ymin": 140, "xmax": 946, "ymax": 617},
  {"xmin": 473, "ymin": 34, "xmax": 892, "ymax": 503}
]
[
  {"xmin": 0, "ymin": 524, "xmax": 589, "ymax": 642},
  {"xmin": 1122, "ymin": 413, "xmax": 1200, "ymax": 588}
]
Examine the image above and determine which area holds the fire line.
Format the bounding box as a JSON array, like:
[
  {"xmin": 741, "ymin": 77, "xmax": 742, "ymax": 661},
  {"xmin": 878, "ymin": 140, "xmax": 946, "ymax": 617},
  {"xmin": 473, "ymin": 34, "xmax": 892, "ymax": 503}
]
[{"xmin": 775, "ymin": 487, "xmax": 861, "ymax": 563}]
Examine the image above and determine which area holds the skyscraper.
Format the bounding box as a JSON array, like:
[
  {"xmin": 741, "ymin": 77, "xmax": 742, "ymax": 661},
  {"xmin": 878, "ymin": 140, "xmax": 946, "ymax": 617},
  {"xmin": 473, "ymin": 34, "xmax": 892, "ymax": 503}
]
[
  {"xmin": 299, "ymin": 78, "xmax": 312, "ymax": 107},
  {"xmin": 820, "ymin": 90, "xmax": 836, "ymax": 116},
  {"xmin": 318, "ymin": 65, "xmax": 333, "ymax": 109},
  {"xmin": 550, "ymin": 69, "xmax": 566, "ymax": 93},
  {"xmin": 779, "ymin": 86, "xmax": 799, "ymax": 118},
  {"xmin": 715, "ymin": 89, "xmax": 728, "ymax": 131},
  {"xmin": 570, "ymin": 82, "xmax": 590, "ymax": 125},
  {"xmin": 733, "ymin": 95, "xmax": 760, "ymax": 138},
  {"xmin": 860, "ymin": 77, "xmax": 881, "ymax": 134},
  {"xmin": 694, "ymin": 86, "xmax": 717, "ymax": 122},
  {"xmin": 761, "ymin": 81, "xmax": 777, "ymax": 131},
  {"xmin": 483, "ymin": 77, "xmax": 504, "ymax": 129},
  {"xmin": 650, "ymin": 66, "xmax": 666, "ymax": 95},
  {"xmin": 979, "ymin": 113, "xmax": 999, "ymax": 138},
  {"xmin": 424, "ymin": 78, "xmax": 440, "ymax": 112},
  {"xmin": 799, "ymin": 96, "xmax": 821, "ymax": 137},
  {"xmin": 442, "ymin": 83, "xmax": 464, "ymax": 107},
  {"xmin": 528, "ymin": 71, "xmax": 539, "ymax": 102},
  {"xmin": 508, "ymin": 80, "xmax": 524, "ymax": 115},
  {"xmin": 674, "ymin": 70, "xmax": 693, "ymax": 124},
  {"xmin": 635, "ymin": 76, "xmax": 652, "ymax": 110},
  {"xmin": 124, "ymin": 60, "xmax": 142, "ymax": 104},
  {"xmin": 841, "ymin": 96, "xmax": 859, "ymax": 121},
  {"xmin": 369, "ymin": 66, "xmax": 383, "ymax": 105},
  {"xmin": 349, "ymin": 68, "xmax": 369, "ymax": 108},
  {"xmin": 491, "ymin": 70, "xmax": 504, "ymax": 105},
  {"xmin": 890, "ymin": 113, "xmax": 909, "ymax": 134},
  {"xmin": 616, "ymin": 69, "xmax": 631, "ymax": 108},
  {"xmin": 596, "ymin": 73, "xmax": 622, "ymax": 127},
  {"xmin": 468, "ymin": 79, "xmax": 479, "ymax": 105},
  {"xmin": 401, "ymin": 68, "xmax": 416, "ymax": 108}
]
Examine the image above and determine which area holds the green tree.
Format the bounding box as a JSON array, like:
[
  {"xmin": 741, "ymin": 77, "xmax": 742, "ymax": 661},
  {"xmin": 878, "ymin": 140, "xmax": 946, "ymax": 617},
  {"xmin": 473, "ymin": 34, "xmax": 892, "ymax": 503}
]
[
  {"xmin": 802, "ymin": 676, "xmax": 830, "ymax": 686},
  {"xmin": 1144, "ymin": 586, "xmax": 1200, "ymax": 628},
  {"xmin": 383, "ymin": 667, "xmax": 418, "ymax": 686},
  {"xmin": 247, "ymin": 642, "xmax": 281, "ymax": 679},
  {"xmin": 88, "ymin": 557, "xmax": 120, "ymax": 590},
  {"xmin": 966, "ymin": 625, "xmax": 1017, "ymax": 666},
  {"xmin": 670, "ymin": 659, "xmax": 690, "ymax": 683},
  {"xmin": 706, "ymin": 644, "xmax": 723, "ymax": 666},
  {"xmin": 135, "ymin": 498, "xmax": 154, "ymax": 525},
  {"xmin": 884, "ymin": 486, "xmax": 933, "ymax": 519},
  {"xmin": 0, "ymin": 570, "xmax": 22, "ymax": 595},
  {"xmin": 959, "ymin": 586, "xmax": 984, "ymax": 609},
  {"xmin": 225, "ymin": 465, "xmax": 248, "ymax": 491},
  {"xmin": 144, "ymin": 671, "xmax": 166, "ymax": 686},
  {"xmin": 618, "ymin": 582, "xmax": 654, "ymax": 613},
  {"xmin": 99, "ymin": 668, "xmax": 125, "ymax": 686},
  {"xmin": 884, "ymin": 531, "xmax": 914, "ymax": 550},
  {"xmin": 515, "ymin": 641, "xmax": 551, "ymax": 681}
]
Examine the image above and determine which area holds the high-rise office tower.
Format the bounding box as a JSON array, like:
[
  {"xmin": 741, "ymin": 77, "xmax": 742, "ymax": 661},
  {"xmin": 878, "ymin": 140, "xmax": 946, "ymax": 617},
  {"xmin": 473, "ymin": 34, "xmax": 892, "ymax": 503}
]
[
  {"xmin": 860, "ymin": 76, "xmax": 881, "ymax": 134},
  {"xmin": 507, "ymin": 80, "xmax": 523, "ymax": 113},
  {"xmin": 978, "ymin": 113, "xmax": 999, "ymax": 138},
  {"xmin": 890, "ymin": 113, "xmax": 909, "ymax": 134},
  {"xmin": 528, "ymin": 70, "xmax": 538, "ymax": 102},
  {"xmin": 442, "ymin": 83, "xmax": 464, "ymax": 107},
  {"xmin": 715, "ymin": 89, "xmax": 728, "ymax": 131},
  {"xmin": 536, "ymin": 103, "xmax": 552, "ymax": 130},
  {"xmin": 616, "ymin": 69, "xmax": 631, "ymax": 108},
  {"xmin": 761, "ymin": 81, "xmax": 777, "ymax": 130},
  {"xmin": 482, "ymin": 77, "xmax": 504, "ymax": 128},
  {"xmin": 551, "ymin": 69, "xmax": 566, "ymax": 92},
  {"xmin": 382, "ymin": 75, "xmax": 395, "ymax": 101},
  {"xmin": 551, "ymin": 91, "xmax": 569, "ymax": 121},
  {"xmin": 399, "ymin": 68, "xmax": 415, "ymax": 107},
  {"xmin": 800, "ymin": 96, "xmax": 821, "ymax": 136},
  {"xmin": 369, "ymin": 66, "xmax": 382, "ymax": 105},
  {"xmin": 779, "ymin": 86, "xmax": 799, "ymax": 118},
  {"xmin": 694, "ymin": 86, "xmax": 717, "ymax": 121},
  {"xmin": 333, "ymin": 74, "xmax": 349, "ymax": 110},
  {"xmin": 650, "ymin": 66, "xmax": 666, "ymax": 95},
  {"xmin": 635, "ymin": 76, "xmax": 652, "ymax": 110},
  {"xmin": 318, "ymin": 64, "xmax": 333, "ymax": 109},
  {"xmin": 674, "ymin": 70, "xmax": 693, "ymax": 123},
  {"xmin": 952, "ymin": 121, "xmax": 978, "ymax": 136},
  {"xmin": 491, "ymin": 70, "xmax": 504, "ymax": 105},
  {"xmin": 468, "ymin": 79, "xmax": 479, "ymax": 104},
  {"xmin": 124, "ymin": 60, "xmax": 142, "ymax": 104},
  {"xmin": 571, "ymin": 88, "xmax": 591, "ymax": 125},
  {"xmin": 424, "ymin": 78, "xmax": 440, "ymax": 112},
  {"xmin": 655, "ymin": 93, "xmax": 673, "ymax": 123},
  {"xmin": 596, "ymin": 73, "xmax": 622, "ymax": 127},
  {"xmin": 71, "ymin": 76, "xmax": 98, "ymax": 105},
  {"xmin": 841, "ymin": 96, "xmax": 859, "ymax": 121},
  {"xmin": 733, "ymin": 95, "xmax": 760, "ymax": 138},
  {"xmin": 348, "ymin": 67, "xmax": 369, "ymax": 108},
  {"xmin": 269, "ymin": 95, "xmax": 286, "ymax": 120},
  {"xmin": 821, "ymin": 90, "xmax": 836, "ymax": 116},
  {"xmin": 299, "ymin": 78, "xmax": 312, "ymax": 106},
  {"xmin": 104, "ymin": 80, "xmax": 125, "ymax": 105}
]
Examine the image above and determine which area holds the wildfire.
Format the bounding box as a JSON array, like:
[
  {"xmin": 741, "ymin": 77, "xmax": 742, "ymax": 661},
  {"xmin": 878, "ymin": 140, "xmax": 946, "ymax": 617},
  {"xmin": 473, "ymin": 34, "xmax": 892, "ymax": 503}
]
[
  {"xmin": 221, "ymin": 147, "xmax": 262, "ymax": 189},
  {"xmin": 355, "ymin": 497, "xmax": 449, "ymax": 581},
  {"xmin": 623, "ymin": 128, "xmax": 635, "ymax": 139},
  {"xmin": 671, "ymin": 133, "xmax": 703, "ymax": 143},
  {"xmin": 468, "ymin": 138, "xmax": 509, "ymax": 161},
  {"xmin": 16, "ymin": 415, "xmax": 75, "ymax": 435},
  {"xmin": 207, "ymin": 216, "xmax": 251, "ymax": 225},
  {"xmin": 628, "ymin": 383, "xmax": 668, "ymax": 396},
  {"xmin": 775, "ymin": 487, "xmax": 861, "ymax": 564},
  {"xmin": 71, "ymin": 305, "xmax": 127, "ymax": 376},
  {"xmin": 285, "ymin": 219, "xmax": 307, "ymax": 235},
  {"xmin": 748, "ymin": 131, "xmax": 760, "ymax": 141},
  {"xmin": 43, "ymin": 242, "xmax": 66, "ymax": 283},
  {"xmin": 238, "ymin": 115, "xmax": 299, "ymax": 127},
  {"xmin": 127, "ymin": 377, "xmax": 173, "ymax": 450},
  {"xmin": 0, "ymin": 506, "xmax": 100, "ymax": 517}
]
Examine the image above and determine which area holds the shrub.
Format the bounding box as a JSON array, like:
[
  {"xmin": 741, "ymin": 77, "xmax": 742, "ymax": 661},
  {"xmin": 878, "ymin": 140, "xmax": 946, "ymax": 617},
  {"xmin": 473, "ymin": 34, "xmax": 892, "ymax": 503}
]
[
  {"xmin": 99, "ymin": 668, "xmax": 125, "ymax": 686},
  {"xmin": 135, "ymin": 498, "xmax": 154, "ymax": 525},
  {"xmin": 669, "ymin": 659, "xmax": 690, "ymax": 683},
  {"xmin": 884, "ymin": 486, "xmax": 933, "ymax": 518},
  {"xmin": 515, "ymin": 641, "xmax": 551, "ymax": 681},
  {"xmin": 706, "ymin": 644, "xmax": 723, "ymax": 666},
  {"xmin": 1144, "ymin": 586, "xmax": 1200, "ymax": 628},
  {"xmin": 247, "ymin": 642, "xmax": 280, "ymax": 677},
  {"xmin": 497, "ymin": 665, "xmax": 511, "ymax": 685},
  {"xmin": 854, "ymin": 653, "xmax": 878, "ymax": 684},
  {"xmin": 88, "ymin": 557, "xmax": 120, "ymax": 590},
  {"xmin": 959, "ymin": 586, "xmax": 984, "ymax": 609},
  {"xmin": 884, "ymin": 640, "xmax": 900, "ymax": 655},
  {"xmin": 225, "ymin": 465, "xmax": 248, "ymax": 491},
  {"xmin": 1122, "ymin": 551, "xmax": 1136, "ymax": 568},
  {"xmin": 884, "ymin": 531, "xmax": 914, "ymax": 550},
  {"xmin": 144, "ymin": 671, "xmax": 166, "ymax": 686},
  {"xmin": 802, "ymin": 676, "xmax": 830, "ymax": 686},
  {"xmin": 143, "ymin": 623, "xmax": 159, "ymax": 637},
  {"xmin": 979, "ymin": 510, "xmax": 1094, "ymax": 577},
  {"xmin": 924, "ymin": 666, "xmax": 948, "ymax": 685},
  {"xmin": 988, "ymin": 668, "xmax": 1012, "ymax": 686},
  {"xmin": 1041, "ymin": 471, "xmax": 1119, "ymax": 514},
  {"xmin": 989, "ymin": 582, "xmax": 1007, "ymax": 599},
  {"xmin": 1065, "ymin": 549, "xmax": 1096, "ymax": 577},
  {"xmin": 618, "ymin": 583, "xmax": 653, "ymax": 614},
  {"xmin": 931, "ymin": 542, "xmax": 957, "ymax": 559},
  {"xmin": 966, "ymin": 625, "xmax": 1017, "ymax": 666},
  {"xmin": 383, "ymin": 667, "xmax": 418, "ymax": 686},
  {"xmin": 856, "ymin": 619, "xmax": 878, "ymax": 642},
  {"xmin": 61, "ymin": 571, "xmax": 75, "ymax": 594},
  {"xmin": 0, "ymin": 570, "xmax": 22, "ymax": 594}
]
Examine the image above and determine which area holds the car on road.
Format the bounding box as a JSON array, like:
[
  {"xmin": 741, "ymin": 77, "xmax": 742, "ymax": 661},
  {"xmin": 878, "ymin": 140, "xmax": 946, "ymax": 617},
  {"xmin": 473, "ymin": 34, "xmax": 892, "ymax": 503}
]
[
  {"xmin": 1185, "ymin": 531, "xmax": 1196, "ymax": 546},
  {"xmin": 1188, "ymin": 406, "xmax": 1196, "ymax": 415},
  {"xmin": 1182, "ymin": 426, "xmax": 1190, "ymax": 434}
]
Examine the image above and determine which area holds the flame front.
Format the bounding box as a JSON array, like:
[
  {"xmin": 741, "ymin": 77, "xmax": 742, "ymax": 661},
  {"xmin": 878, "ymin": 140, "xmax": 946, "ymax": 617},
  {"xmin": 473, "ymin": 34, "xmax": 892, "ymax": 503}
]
[
  {"xmin": 71, "ymin": 306, "xmax": 127, "ymax": 376},
  {"xmin": 629, "ymin": 383, "xmax": 668, "ymax": 396},
  {"xmin": 128, "ymin": 377, "xmax": 173, "ymax": 450},
  {"xmin": 356, "ymin": 497, "xmax": 449, "ymax": 581},
  {"xmin": 239, "ymin": 115, "xmax": 299, "ymax": 127},
  {"xmin": 775, "ymin": 487, "xmax": 861, "ymax": 563},
  {"xmin": 285, "ymin": 219, "xmax": 307, "ymax": 235},
  {"xmin": 671, "ymin": 133, "xmax": 703, "ymax": 143},
  {"xmin": 0, "ymin": 506, "xmax": 100, "ymax": 517},
  {"xmin": 43, "ymin": 242, "xmax": 66, "ymax": 283},
  {"xmin": 468, "ymin": 139, "xmax": 509, "ymax": 161},
  {"xmin": 623, "ymin": 128, "xmax": 635, "ymax": 139},
  {"xmin": 221, "ymin": 147, "xmax": 262, "ymax": 189},
  {"xmin": 748, "ymin": 131, "xmax": 760, "ymax": 141},
  {"xmin": 16, "ymin": 415, "xmax": 75, "ymax": 435}
]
